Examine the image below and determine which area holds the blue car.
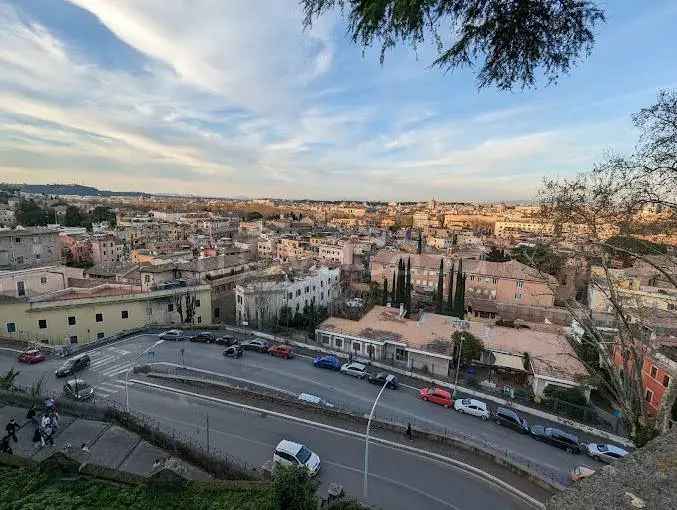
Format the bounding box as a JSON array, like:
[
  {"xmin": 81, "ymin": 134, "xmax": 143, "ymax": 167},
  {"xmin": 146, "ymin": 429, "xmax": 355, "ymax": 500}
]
[{"xmin": 313, "ymin": 355, "xmax": 341, "ymax": 370}]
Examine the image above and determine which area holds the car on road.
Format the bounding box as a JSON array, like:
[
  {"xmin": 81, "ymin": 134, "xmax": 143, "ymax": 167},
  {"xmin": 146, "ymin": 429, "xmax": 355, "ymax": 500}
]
[
  {"xmin": 273, "ymin": 439, "xmax": 321, "ymax": 476},
  {"xmin": 586, "ymin": 443, "xmax": 629, "ymax": 463},
  {"xmin": 494, "ymin": 407, "xmax": 529, "ymax": 433},
  {"xmin": 63, "ymin": 378, "xmax": 94, "ymax": 401},
  {"xmin": 367, "ymin": 372, "xmax": 399, "ymax": 389},
  {"xmin": 240, "ymin": 339, "xmax": 270, "ymax": 352},
  {"xmin": 222, "ymin": 345, "xmax": 243, "ymax": 358},
  {"xmin": 419, "ymin": 387, "xmax": 453, "ymax": 408},
  {"xmin": 190, "ymin": 332, "xmax": 217, "ymax": 343},
  {"xmin": 55, "ymin": 355, "xmax": 91, "ymax": 378},
  {"xmin": 17, "ymin": 349, "xmax": 46, "ymax": 364},
  {"xmin": 297, "ymin": 393, "xmax": 334, "ymax": 408},
  {"xmin": 268, "ymin": 344, "xmax": 294, "ymax": 359},
  {"xmin": 214, "ymin": 335, "xmax": 238, "ymax": 346},
  {"xmin": 340, "ymin": 362, "xmax": 368, "ymax": 379},
  {"xmin": 158, "ymin": 329, "xmax": 184, "ymax": 341},
  {"xmin": 454, "ymin": 398, "xmax": 490, "ymax": 420},
  {"xmin": 530, "ymin": 425, "xmax": 582, "ymax": 454},
  {"xmin": 313, "ymin": 355, "xmax": 341, "ymax": 371}
]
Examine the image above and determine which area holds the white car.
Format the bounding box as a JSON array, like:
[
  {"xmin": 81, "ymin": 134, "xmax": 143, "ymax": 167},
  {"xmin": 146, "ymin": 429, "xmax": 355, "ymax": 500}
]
[
  {"xmin": 158, "ymin": 329, "xmax": 183, "ymax": 340},
  {"xmin": 340, "ymin": 362, "xmax": 368, "ymax": 378},
  {"xmin": 454, "ymin": 398, "xmax": 490, "ymax": 420},
  {"xmin": 298, "ymin": 393, "xmax": 335, "ymax": 408},
  {"xmin": 586, "ymin": 443, "xmax": 629, "ymax": 463},
  {"xmin": 273, "ymin": 440, "xmax": 321, "ymax": 476}
]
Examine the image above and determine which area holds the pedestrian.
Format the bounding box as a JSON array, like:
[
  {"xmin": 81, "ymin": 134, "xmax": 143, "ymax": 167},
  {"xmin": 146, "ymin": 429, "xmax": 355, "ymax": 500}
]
[
  {"xmin": 406, "ymin": 422, "xmax": 413, "ymax": 441},
  {"xmin": 0, "ymin": 435, "xmax": 12, "ymax": 455},
  {"xmin": 42, "ymin": 425, "xmax": 54, "ymax": 446},
  {"xmin": 26, "ymin": 407, "xmax": 38, "ymax": 427},
  {"xmin": 32, "ymin": 428, "xmax": 42, "ymax": 450},
  {"xmin": 5, "ymin": 418, "xmax": 19, "ymax": 443},
  {"xmin": 81, "ymin": 443, "xmax": 90, "ymax": 453}
]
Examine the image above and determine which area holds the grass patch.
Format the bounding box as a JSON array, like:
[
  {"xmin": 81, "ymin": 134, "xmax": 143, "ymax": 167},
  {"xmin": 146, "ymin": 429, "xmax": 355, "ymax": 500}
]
[{"xmin": 0, "ymin": 465, "xmax": 271, "ymax": 510}]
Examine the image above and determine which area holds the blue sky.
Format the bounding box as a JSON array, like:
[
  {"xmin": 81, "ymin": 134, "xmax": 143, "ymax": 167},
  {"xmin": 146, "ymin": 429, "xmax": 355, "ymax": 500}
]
[{"xmin": 0, "ymin": 1, "xmax": 676, "ymax": 201}]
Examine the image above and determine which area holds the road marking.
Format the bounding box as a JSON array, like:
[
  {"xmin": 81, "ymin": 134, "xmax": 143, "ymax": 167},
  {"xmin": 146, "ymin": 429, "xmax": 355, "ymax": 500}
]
[
  {"xmin": 400, "ymin": 383, "xmax": 420, "ymax": 391},
  {"xmin": 101, "ymin": 363, "xmax": 131, "ymax": 377},
  {"xmin": 130, "ymin": 378, "xmax": 546, "ymax": 509},
  {"xmin": 108, "ymin": 347, "xmax": 131, "ymax": 355},
  {"xmin": 0, "ymin": 347, "xmax": 24, "ymax": 354},
  {"xmin": 90, "ymin": 355, "xmax": 117, "ymax": 367}
]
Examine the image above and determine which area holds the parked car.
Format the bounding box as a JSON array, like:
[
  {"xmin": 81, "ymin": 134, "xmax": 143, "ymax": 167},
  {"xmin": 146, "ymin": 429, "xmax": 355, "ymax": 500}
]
[
  {"xmin": 222, "ymin": 345, "xmax": 243, "ymax": 358},
  {"xmin": 215, "ymin": 335, "xmax": 238, "ymax": 346},
  {"xmin": 313, "ymin": 355, "xmax": 341, "ymax": 371},
  {"xmin": 367, "ymin": 372, "xmax": 399, "ymax": 389},
  {"xmin": 273, "ymin": 440, "xmax": 321, "ymax": 476},
  {"xmin": 190, "ymin": 332, "xmax": 216, "ymax": 343},
  {"xmin": 269, "ymin": 345, "xmax": 294, "ymax": 359},
  {"xmin": 340, "ymin": 362, "xmax": 368, "ymax": 379},
  {"xmin": 297, "ymin": 393, "xmax": 334, "ymax": 408},
  {"xmin": 17, "ymin": 349, "xmax": 45, "ymax": 364},
  {"xmin": 419, "ymin": 387, "xmax": 453, "ymax": 408},
  {"xmin": 586, "ymin": 443, "xmax": 629, "ymax": 463},
  {"xmin": 454, "ymin": 398, "xmax": 490, "ymax": 420},
  {"xmin": 570, "ymin": 465, "xmax": 596, "ymax": 481},
  {"xmin": 63, "ymin": 378, "xmax": 94, "ymax": 401},
  {"xmin": 158, "ymin": 329, "xmax": 184, "ymax": 341},
  {"xmin": 494, "ymin": 406, "xmax": 529, "ymax": 433},
  {"xmin": 240, "ymin": 339, "xmax": 270, "ymax": 352},
  {"xmin": 530, "ymin": 425, "xmax": 582, "ymax": 454},
  {"xmin": 55, "ymin": 355, "xmax": 91, "ymax": 377}
]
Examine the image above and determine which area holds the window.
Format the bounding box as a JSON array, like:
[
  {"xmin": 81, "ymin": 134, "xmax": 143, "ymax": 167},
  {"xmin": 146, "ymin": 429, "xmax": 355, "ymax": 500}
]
[
  {"xmin": 69, "ymin": 335, "xmax": 78, "ymax": 344},
  {"xmin": 287, "ymin": 292, "xmax": 292, "ymax": 299},
  {"xmin": 213, "ymin": 308, "xmax": 220, "ymax": 319},
  {"xmin": 144, "ymin": 274, "xmax": 151, "ymax": 283},
  {"xmin": 296, "ymin": 289, "xmax": 301, "ymax": 296},
  {"xmin": 97, "ymin": 332, "xmax": 105, "ymax": 339},
  {"xmin": 663, "ymin": 375, "xmax": 671, "ymax": 388},
  {"xmin": 121, "ymin": 310, "xmax": 129, "ymax": 319},
  {"xmin": 197, "ymin": 316, "xmax": 202, "ymax": 324},
  {"xmin": 645, "ymin": 389, "xmax": 654, "ymax": 403},
  {"xmin": 40, "ymin": 277, "xmax": 47, "ymax": 285},
  {"xmin": 95, "ymin": 313, "xmax": 103, "ymax": 323},
  {"xmin": 14, "ymin": 237, "xmax": 21, "ymax": 243},
  {"xmin": 38, "ymin": 319, "xmax": 47, "ymax": 329},
  {"xmin": 16, "ymin": 281, "xmax": 25, "ymax": 297},
  {"xmin": 6, "ymin": 323, "xmax": 16, "ymax": 333},
  {"xmin": 16, "ymin": 256, "xmax": 24, "ymax": 265},
  {"xmin": 334, "ymin": 338, "xmax": 342, "ymax": 348},
  {"xmin": 321, "ymin": 334, "xmax": 330, "ymax": 345},
  {"xmin": 516, "ymin": 280, "xmax": 524, "ymax": 288},
  {"xmin": 395, "ymin": 348, "xmax": 407, "ymax": 361},
  {"xmin": 68, "ymin": 316, "xmax": 76, "ymax": 326},
  {"xmin": 492, "ymin": 278, "xmax": 498, "ymax": 285},
  {"xmin": 668, "ymin": 303, "xmax": 676, "ymax": 311},
  {"xmin": 352, "ymin": 342, "xmax": 361, "ymax": 352},
  {"xmin": 514, "ymin": 293, "xmax": 523, "ymax": 300},
  {"xmin": 168, "ymin": 303, "xmax": 174, "ymax": 312},
  {"xmin": 650, "ymin": 366, "xmax": 657, "ymax": 379}
]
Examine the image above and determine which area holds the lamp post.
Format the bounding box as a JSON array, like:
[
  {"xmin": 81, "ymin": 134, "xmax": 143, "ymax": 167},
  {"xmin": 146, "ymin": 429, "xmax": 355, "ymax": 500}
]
[
  {"xmin": 452, "ymin": 333, "xmax": 465, "ymax": 400},
  {"xmin": 363, "ymin": 374, "xmax": 394, "ymax": 499},
  {"xmin": 125, "ymin": 339, "xmax": 164, "ymax": 413}
]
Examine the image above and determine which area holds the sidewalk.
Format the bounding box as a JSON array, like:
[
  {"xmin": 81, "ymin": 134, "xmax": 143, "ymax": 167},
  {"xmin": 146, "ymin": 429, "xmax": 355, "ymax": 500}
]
[
  {"xmin": 220, "ymin": 324, "xmax": 634, "ymax": 448},
  {"xmin": 0, "ymin": 401, "xmax": 210, "ymax": 480}
]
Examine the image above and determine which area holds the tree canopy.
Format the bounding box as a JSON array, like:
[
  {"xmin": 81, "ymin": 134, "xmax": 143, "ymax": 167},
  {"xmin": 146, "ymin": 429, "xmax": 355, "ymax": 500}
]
[
  {"xmin": 302, "ymin": 0, "xmax": 605, "ymax": 90},
  {"xmin": 452, "ymin": 330, "xmax": 483, "ymax": 363},
  {"xmin": 510, "ymin": 243, "xmax": 562, "ymax": 276}
]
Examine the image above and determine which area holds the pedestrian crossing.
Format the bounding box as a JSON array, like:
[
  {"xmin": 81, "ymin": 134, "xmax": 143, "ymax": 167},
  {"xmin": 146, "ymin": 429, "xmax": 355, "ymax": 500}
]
[
  {"xmin": 95, "ymin": 379, "xmax": 127, "ymax": 398},
  {"xmin": 86, "ymin": 347, "xmax": 140, "ymax": 380}
]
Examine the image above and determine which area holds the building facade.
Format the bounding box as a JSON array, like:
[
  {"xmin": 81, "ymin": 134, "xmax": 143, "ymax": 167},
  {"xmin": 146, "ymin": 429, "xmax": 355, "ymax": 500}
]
[{"xmin": 0, "ymin": 229, "xmax": 61, "ymax": 269}]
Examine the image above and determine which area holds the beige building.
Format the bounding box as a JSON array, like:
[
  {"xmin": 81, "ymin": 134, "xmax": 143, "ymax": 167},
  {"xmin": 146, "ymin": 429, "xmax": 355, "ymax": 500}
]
[
  {"xmin": 0, "ymin": 228, "xmax": 61, "ymax": 269},
  {"xmin": 494, "ymin": 220, "xmax": 554, "ymax": 237},
  {"xmin": 317, "ymin": 242, "xmax": 354, "ymax": 266},
  {"xmin": 412, "ymin": 212, "xmax": 429, "ymax": 229},
  {"xmin": 276, "ymin": 237, "xmax": 309, "ymax": 261},
  {"xmin": 257, "ymin": 235, "xmax": 279, "ymax": 259},
  {"xmin": 90, "ymin": 234, "xmax": 126, "ymax": 268}
]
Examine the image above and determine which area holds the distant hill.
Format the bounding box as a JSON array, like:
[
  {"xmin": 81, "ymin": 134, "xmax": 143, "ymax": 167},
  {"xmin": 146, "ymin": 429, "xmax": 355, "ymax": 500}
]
[{"xmin": 12, "ymin": 183, "xmax": 148, "ymax": 197}]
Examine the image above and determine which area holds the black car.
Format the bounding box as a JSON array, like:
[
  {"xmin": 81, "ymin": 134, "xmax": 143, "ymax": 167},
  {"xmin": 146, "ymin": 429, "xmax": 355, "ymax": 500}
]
[
  {"xmin": 223, "ymin": 345, "xmax": 244, "ymax": 358},
  {"xmin": 55, "ymin": 355, "xmax": 90, "ymax": 378},
  {"xmin": 240, "ymin": 339, "xmax": 270, "ymax": 352},
  {"xmin": 215, "ymin": 335, "xmax": 238, "ymax": 346},
  {"xmin": 63, "ymin": 378, "xmax": 94, "ymax": 401},
  {"xmin": 367, "ymin": 372, "xmax": 399, "ymax": 389},
  {"xmin": 494, "ymin": 407, "xmax": 529, "ymax": 433},
  {"xmin": 530, "ymin": 425, "xmax": 582, "ymax": 454},
  {"xmin": 190, "ymin": 332, "xmax": 216, "ymax": 343}
]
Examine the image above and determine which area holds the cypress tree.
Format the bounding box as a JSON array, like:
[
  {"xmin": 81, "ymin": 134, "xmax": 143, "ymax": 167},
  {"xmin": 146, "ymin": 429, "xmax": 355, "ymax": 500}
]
[
  {"xmin": 398, "ymin": 258, "xmax": 406, "ymax": 305},
  {"xmin": 391, "ymin": 269, "xmax": 397, "ymax": 306},
  {"xmin": 446, "ymin": 263, "xmax": 454, "ymax": 315},
  {"xmin": 417, "ymin": 230, "xmax": 423, "ymax": 254},
  {"xmin": 405, "ymin": 257, "xmax": 412, "ymax": 314},
  {"xmin": 454, "ymin": 259, "xmax": 464, "ymax": 318},
  {"xmin": 382, "ymin": 277, "xmax": 388, "ymax": 306},
  {"xmin": 436, "ymin": 259, "xmax": 444, "ymax": 313}
]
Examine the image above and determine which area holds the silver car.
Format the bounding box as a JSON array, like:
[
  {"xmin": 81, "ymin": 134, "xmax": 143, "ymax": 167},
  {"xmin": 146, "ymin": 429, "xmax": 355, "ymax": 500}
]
[
  {"xmin": 586, "ymin": 443, "xmax": 629, "ymax": 463},
  {"xmin": 340, "ymin": 362, "xmax": 368, "ymax": 378}
]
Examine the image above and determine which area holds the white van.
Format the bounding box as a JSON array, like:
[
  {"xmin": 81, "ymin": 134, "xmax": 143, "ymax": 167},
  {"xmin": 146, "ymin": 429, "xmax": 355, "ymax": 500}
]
[
  {"xmin": 454, "ymin": 398, "xmax": 490, "ymax": 420},
  {"xmin": 273, "ymin": 440, "xmax": 321, "ymax": 476}
]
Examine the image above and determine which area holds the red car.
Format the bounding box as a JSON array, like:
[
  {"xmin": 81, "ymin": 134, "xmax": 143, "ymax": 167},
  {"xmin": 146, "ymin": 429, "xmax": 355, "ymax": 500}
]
[
  {"xmin": 419, "ymin": 387, "xmax": 453, "ymax": 408},
  {"xmin": 17, "ymin": 349, "xmax": 46, "ymax": 364},
  {"xmin": 268, "ymin": 345, "xmax": 294, "ymax": 359}
]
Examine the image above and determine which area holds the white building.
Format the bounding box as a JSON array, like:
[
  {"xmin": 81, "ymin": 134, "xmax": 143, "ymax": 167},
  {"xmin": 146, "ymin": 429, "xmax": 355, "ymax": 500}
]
[{"xmin": 235, "ymin": 266, "xmax": 340, "ymax": 328}]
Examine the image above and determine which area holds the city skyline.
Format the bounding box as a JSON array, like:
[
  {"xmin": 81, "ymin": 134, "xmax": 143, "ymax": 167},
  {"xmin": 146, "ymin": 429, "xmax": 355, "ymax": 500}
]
[{"xmin": 1, "ymin": 0, "xmax": 676, "ymax": 201}]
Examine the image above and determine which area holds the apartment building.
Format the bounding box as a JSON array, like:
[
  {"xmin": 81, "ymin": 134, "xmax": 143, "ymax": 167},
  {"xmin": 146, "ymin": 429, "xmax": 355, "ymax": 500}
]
[
  {"xmin": 0, "ymin": 266, "xmax": 74, "ymax": 299},
  {"xmin": 412, "ymin": 212, "xmax": 429, "ymax": 229},
  {"xmin": 494, "ymin": 220, "xmax": 555, "ymax": 237},
  {"xmin": 0, "ymin": 274, "xmax": 211, "ymax": 345},
  {"xmin": 257, "ymin": 235, "xmax": 279, "ymax": 259},
  {"xmin": 90, "ymin": 234, "xmax": 126, "ymax": 267},
  {"xmin": 235, "ymin": 266, "xmax": 340, "ymax": 328},
  {"xmin": 317, "ymin": 242, "xmax": 354, "ymax": 266},
  {"xmin": 0, "ymin": 228, "xmax": 61, "ymax": 269},
  {"xmin": 0, "ymin": 208, "xmax": 16, "ymax": 226},
  {"xmin": 276, "ymin": 237, "xmax": 309, "ymax": 261}
]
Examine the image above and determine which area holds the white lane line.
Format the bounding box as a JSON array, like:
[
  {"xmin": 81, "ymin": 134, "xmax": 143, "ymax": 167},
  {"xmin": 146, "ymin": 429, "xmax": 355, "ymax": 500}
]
[
  {"xmin": 400, "ymin": 383, "xmax": 420, "ymax": 391},
  {"xmin": 130, "ymin": 379, "xmax": 546, "ymax": 509},
  {"xmin": 90, "ymin": 355, "xmax": 117, "ymax": 367},
  {"xmin": 0, "ymin": 347, "xmax": 24, "ymax": 353},
  {"xmin": 108, "ymin": 347, "xmax": 131, "ymax": 355},
  {"xmin": 101, "ymin": 364, "xmax": 132, "ymax": 377}
]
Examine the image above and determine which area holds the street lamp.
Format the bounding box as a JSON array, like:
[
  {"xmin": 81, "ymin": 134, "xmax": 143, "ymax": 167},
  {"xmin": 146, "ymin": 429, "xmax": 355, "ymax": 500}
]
[
  {"xmin": 125, "ymin": 339, "xmax": 164, "ymax": 413},
  {"xmin": 363, "ymin": 374, "xmax": 394, "ymax": 499},
  {"xmin": 452, "ymin": 333, "xmax": 465, "ymax": 400}
]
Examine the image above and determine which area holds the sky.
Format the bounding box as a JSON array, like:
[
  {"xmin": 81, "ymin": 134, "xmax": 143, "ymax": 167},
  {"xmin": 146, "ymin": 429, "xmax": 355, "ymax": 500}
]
[{"xmin": 0, "ymin": 1, "xmax": 676, "ymax": 201}]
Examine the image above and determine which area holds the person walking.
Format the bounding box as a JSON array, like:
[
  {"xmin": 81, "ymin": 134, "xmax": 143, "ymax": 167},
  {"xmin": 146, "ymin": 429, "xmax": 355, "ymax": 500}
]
[
  {"xmin": 26, "ymin": 407, "xmax": 38, "ymax": 427},
  {"xmin": 406, "ymin": 422, "xmax": 413, "ymax": 441},
  {"xmin": 0, "ymin": 435, "xmax": 12, "ymax": 455},
  {"xmin": 5, "ymin": 418, "xmax": 19, "ymax": 443},
  {"xmin": 32, "ymin": 428, "xmax": 42, "ymax": 450}
]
